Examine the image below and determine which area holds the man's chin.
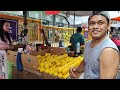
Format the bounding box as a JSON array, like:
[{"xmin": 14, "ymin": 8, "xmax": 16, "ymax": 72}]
[
  {"xmin": 92, "ymin": 36, "xmax": 101, "ymax": 40},
  {"xmin": 92, "ymin": 35, "xmax": 99, "ymax": 38}
]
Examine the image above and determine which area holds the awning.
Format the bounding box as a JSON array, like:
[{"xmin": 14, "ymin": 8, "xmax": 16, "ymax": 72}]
[
  {"xmin": 61, "ymin": 11, "xmax": 93, "ymax": 26},
  {"xmin": 61, "ymin": 11, "xmax": 93, "ymax": 16},
  {"xmin": 45, "ymin": 11, "xmax": 60, "ymax": 15},
  {"xmin": 111, "ymin": 16, "xmax": 120, "ymax": 21}
]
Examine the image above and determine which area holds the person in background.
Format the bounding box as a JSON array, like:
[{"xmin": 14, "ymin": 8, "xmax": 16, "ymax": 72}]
[
  {"xmin": 111, "ymin": 27, "xmax": 120, "ymax": 51},
  {"xmin": 70, "ymin": 27, "xmax": 85, "ymax": 53},
  {"xmin": 0, "ymin": 20, "xmax": 13, "ymax": 79},
  {"xmin": 111, "ymin": 33, "xmax": 120, "ymax": 52},
  {"xmin": 117, "ymin": 34, "xmax": 120, "ymax": 51},
  {"xmin": 69, "ymin": 11, "xmax": 120, "ymax": 79},
  {"xmin": 0, "ymin": 20, "xmax": 13, "ymax": 50},
  {"xmin": 20, "ymin": 25, "xmax": 28, "ymax": 50}
]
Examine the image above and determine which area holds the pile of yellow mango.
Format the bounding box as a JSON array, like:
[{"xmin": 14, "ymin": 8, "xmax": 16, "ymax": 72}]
[{"xmin": 37, "ymin": 53, "xmax": 83, "ymax": 79}]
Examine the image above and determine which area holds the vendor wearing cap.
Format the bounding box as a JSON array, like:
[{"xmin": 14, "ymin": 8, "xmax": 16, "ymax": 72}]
[{"xmin": 69, "ymin": 11, "xmax": 120, "ymax": 79}]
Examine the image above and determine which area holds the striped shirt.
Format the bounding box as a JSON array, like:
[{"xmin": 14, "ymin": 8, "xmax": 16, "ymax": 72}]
[{"xmin": 84, "ymin": 35, "xmax": 119, "ymax": 79}]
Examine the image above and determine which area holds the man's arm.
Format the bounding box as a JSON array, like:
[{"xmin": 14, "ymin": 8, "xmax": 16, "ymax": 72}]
[
  {"xmin": 0, "ymin": 45, "xmax": 9, "ymax": 50},
  {"xmin": 69, "ymin": 60, "xmax": 85, "ymax": 79},
  {"xmin": 99, "ymin": 48, "xmax": 120, "ymax": 79},
  {"xmin": 76, "ymin": 60, "xmax": 85, "ymax": 73}
]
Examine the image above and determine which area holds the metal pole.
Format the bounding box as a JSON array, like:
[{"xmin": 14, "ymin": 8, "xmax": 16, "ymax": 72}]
[
  {"xmin": 23, "ymin": 11, "xmax": 28, "ymax": 48},
  {"xmin": 68, "ymin": 22, "xmax": 70, "ymax": 28},
  {"xmin": 40, "ymin": 11, "xmax": 45, "ymax": 45},
  {"xmin": 73, "ymin": 11, "xmax": 75, "ymax": 34},
  {"xmin": 23, "ymin": 11, "xmax": 28, "ymax": 26},
  {"xmin": 53, "ymin": 15, "xmax": 56, "ymax": 26},
  {"xmin": 40, "ymin": 11, "xmax": 43, "ymax": 25}
]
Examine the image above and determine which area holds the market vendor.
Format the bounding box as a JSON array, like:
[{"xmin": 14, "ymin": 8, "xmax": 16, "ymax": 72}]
[
  {"xmin": 70, "ymin": 27, "xmax": 85, "ymax": 53},
  {"xmin": 0, "ymin": 20, "xmax": 14, "ymax": 79}
]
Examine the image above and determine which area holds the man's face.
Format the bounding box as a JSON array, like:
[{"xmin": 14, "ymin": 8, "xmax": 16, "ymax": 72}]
[{"xmin": 88, "ymin": 15, "xmax": 111, "ymax": 40}]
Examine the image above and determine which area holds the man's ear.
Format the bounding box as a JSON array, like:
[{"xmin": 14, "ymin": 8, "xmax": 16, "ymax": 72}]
[{"xmin": 108, "ymin": 21, "xmax": 112, "ymax": 32}]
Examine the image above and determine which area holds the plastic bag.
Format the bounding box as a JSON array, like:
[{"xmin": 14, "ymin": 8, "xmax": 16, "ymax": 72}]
[{"xmin": 7, "ymin": 60, "xmax": 16, "ymax": 79}]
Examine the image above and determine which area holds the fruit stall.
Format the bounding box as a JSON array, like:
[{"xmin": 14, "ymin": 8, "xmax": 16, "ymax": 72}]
[
  {"xmin": 7, "ymin": 47, "xmax": 84, "ymax": 79},
  {"xmin": 0, "ymin": 13, "xmax": 87, "ymax": 79},
  {"xmin": 18, "ymin": 18, "xmax": 42, "ymax": 44},
  {"xmin": 42, "ymin": 25, "xmax": 75, "ymax": 47},
  {"xmin": 42, "ymin": 25, "xmax": 92, "ymax": 47}
]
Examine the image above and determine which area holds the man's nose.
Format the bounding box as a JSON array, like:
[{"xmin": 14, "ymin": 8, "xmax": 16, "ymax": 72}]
[{"xmin": 93, "ymin": 23, "xmax": 99, "ymax": 29}]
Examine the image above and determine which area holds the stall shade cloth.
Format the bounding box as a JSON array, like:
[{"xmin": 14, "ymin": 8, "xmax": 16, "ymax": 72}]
[{"xmin": 62, "ymin": 11, "xmax": 93, "ymax": 16}]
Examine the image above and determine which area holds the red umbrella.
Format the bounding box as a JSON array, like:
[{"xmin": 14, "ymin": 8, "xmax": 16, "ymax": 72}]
[
  {"xmin": 45, "ymin": 11, "xmax": 60, "ymax": 15},
  {"xmin": 111, "ymin": 16, "xmax": 120, "ymax": 21}
]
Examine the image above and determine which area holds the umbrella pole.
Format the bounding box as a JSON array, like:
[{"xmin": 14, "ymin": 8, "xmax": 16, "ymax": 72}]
[
  {"xmin": 73, "ymin": 11, "xmax": 75, "ymax": 34},
  {"xmin": 23, "ymin": 11, "xmax": 28, "ymax": 47},
  {"xmin": 40, "ymin": 11, "xmax": 44, "ymax": 45}
]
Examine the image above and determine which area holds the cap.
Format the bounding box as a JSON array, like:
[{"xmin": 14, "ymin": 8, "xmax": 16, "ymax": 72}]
[{"xmin": 89, "ymin": 11, "xmax": 110, "ymax": 21}]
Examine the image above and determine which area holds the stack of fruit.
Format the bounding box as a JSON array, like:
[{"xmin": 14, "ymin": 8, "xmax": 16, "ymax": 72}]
[{"xmin": 37, "ymin": 53, "xmax": 83, "ymax": 79}]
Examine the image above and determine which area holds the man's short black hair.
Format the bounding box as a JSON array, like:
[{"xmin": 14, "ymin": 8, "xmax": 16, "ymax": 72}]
[{"xmin": 77, "ymin": 27, "xmax": 82, "ymax": 32}]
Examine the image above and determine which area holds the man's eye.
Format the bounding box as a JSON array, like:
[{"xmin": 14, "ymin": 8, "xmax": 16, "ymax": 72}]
[
  {"xmin": 89, "ymin": 22, "xmax": 95, "ymax": 25},
  {"xmin": 98, "ymin": 22, "xmax": 104, "ymax": 25}
]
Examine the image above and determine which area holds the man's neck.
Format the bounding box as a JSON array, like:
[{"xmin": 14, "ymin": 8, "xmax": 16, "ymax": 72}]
[{"xmin": 91, "ymin": 34, "xmax": 107, "ymax": 48}]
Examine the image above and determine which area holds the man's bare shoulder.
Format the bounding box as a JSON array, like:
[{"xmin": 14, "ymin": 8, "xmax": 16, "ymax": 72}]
[
  {"xmin": 101, "ymin": 48, "xmax": 119, "ymax": 55},
  {"xmin": 100, "ymin": 47, "xmax": 119, "ymax": 61}
]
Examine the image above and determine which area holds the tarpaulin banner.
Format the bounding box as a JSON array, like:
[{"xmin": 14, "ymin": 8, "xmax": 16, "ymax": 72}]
[{"xmin": 0, "ymin": 18, "xmax": 18, "ymax": 40}]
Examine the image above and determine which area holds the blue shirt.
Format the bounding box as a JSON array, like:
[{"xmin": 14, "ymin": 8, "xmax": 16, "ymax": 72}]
[{"xmin": 70, "ymin": 32, "xmax": 84, "ymax": 50}]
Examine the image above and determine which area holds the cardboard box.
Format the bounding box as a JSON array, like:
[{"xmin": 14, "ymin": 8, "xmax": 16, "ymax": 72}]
[
  {"xmin": 50, "ymin": 47, "xmax": 67, "ymax": 55},
  {"xmin": 21, "ymin": 54, "xmax": 39, "ymax": 71},
  {"xmin": 7, "ymin": 47, "xmax": 68, "ymax": 79},
  {"xmin": 30, "ymin": 47, "xmax": 67, "ymax": 56},
  {"xmin": 7, "ymin": 50, "xmax": 17, "ymax": 64},
  {"xmin": 22, "ymin": 47, "xmax": 67, "ymax": 71},
  {"xmin": 30, "ymin": 48, "xmax": 50, "ymax": 56},
  {"xmin": 7, "ymin": 47, "xmax": 67, "ymax": 71}
]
